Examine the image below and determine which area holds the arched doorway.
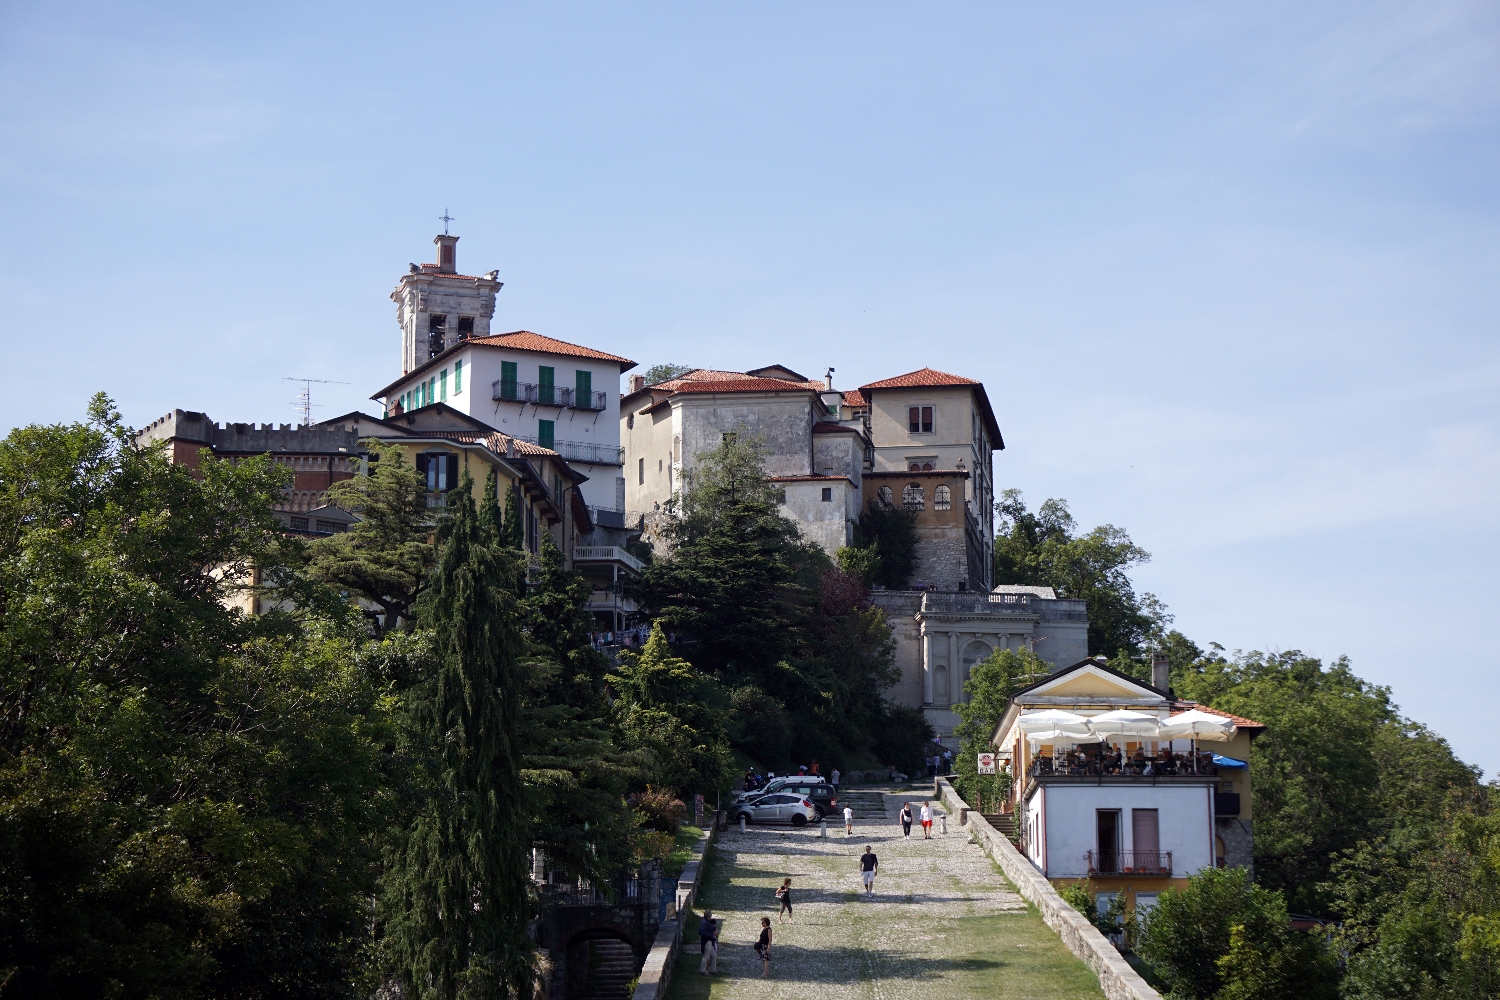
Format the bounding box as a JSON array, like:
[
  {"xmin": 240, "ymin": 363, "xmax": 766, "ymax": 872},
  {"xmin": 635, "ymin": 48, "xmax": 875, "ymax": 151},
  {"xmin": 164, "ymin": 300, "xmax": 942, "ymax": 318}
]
[{"xmin": 565, "ymin": 931, "xmax": 638, "ymax": 999}]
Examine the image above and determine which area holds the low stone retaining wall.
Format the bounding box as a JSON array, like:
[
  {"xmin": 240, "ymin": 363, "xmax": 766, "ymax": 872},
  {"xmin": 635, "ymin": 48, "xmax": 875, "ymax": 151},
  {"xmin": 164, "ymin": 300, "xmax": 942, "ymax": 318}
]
[
  {"xmin": 631, "ymin": 823, "xmax": 717, "ymax": 1000},
  {"xmin": 936, "ymin": 778, "xmax": 1161, "ymax": 1000}
]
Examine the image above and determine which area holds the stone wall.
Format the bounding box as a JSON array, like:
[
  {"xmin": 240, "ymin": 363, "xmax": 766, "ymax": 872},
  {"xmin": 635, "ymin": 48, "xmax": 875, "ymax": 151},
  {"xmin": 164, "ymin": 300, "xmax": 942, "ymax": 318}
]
[
  {"xmin": 631, "ymin": 822, "xmax": 717, "ymax": 1000},
  {"xmin": 936, "ymin": 779, "xmax": 1162, "ymax": 1000}
]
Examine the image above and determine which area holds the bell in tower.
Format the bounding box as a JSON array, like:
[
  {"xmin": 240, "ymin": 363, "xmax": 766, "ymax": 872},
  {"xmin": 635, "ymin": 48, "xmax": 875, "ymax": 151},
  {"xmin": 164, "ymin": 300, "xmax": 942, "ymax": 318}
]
[{"xmin": 390, "ymin": 225, "xmax": 503, "ymax": 374}]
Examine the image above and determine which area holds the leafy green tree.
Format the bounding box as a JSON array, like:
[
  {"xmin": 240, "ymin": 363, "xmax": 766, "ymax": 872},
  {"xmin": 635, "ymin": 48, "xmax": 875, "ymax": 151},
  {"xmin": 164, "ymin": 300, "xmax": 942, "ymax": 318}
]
[
  {"xmin": 853, "ymin": 499, "xmax": 917, "ymax": 590},
  {"xmin": 835, "ymin": 543, "xmax": 880, "ymax": 584},
  {"xmin": 1137, "ymin": 867, "xmax": 1337, "ymax": 1000},
  {"xmin": 992, "ymin": 489, "xmax": 1166, "ymax": 658},
  {"xmin": 609, "ymin": 623, "xmax": 735, "ymax": 797},
  {"xmin": 308, "ymin": 439, "xmax": 436, "ymax": 634},
  {"xmin": 951, "ymin": 647, "xmax": 1049, "ymax": 808},
  {"xmin": 0, "ymin": 396, "xmax": 392, "ymax": 999},
  {"xmin": 641, "ymin": 363, "xmax": 693, "ymax": 385},
  {"xmin": 631, "ymin": 432, "xmax": 823, "ymax": 680},
  {"xmin": 380, "ymin": 474, "xmax": 533, "ymax": 1000}
]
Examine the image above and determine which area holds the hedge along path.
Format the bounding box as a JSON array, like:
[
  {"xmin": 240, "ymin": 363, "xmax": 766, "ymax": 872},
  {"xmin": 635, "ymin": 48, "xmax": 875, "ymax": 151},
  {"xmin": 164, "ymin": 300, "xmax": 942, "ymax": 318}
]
[{"xmin": 666, "ymin": 785, "xmax": 1106, "ymax": 1000}]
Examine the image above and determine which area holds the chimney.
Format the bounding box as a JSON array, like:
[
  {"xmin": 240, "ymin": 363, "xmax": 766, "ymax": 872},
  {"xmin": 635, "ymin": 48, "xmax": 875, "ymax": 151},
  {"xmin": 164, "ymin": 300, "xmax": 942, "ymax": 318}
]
[
  {"xmin": 824, "ymin": 367, "xmax": 835, "ymax": 390},
  {"xmin": 434, "ymin": 234, "xmax": 459, "ymax": 273},
  {"xmin": 628, "ymin": 375, "xmax": 646, "ymax": 393},
  {"xmin": 1151, "ymin": 650, "xmax": 1170, "ymax": 693}
]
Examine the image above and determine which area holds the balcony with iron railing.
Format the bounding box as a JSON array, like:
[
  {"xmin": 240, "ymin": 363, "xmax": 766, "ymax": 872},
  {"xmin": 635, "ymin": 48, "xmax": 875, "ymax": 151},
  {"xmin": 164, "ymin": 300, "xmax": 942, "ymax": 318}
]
[
  {"xmin": 491, "ymin": 381, "xmax": 609, "ymax": 412},
  {"xmin": 513, "ymin": 436, "xmax": 624, "ymax": 465},
  {"xmin": 1086, "ymin": 850, "xmax": 1173, "ymax": 876}
]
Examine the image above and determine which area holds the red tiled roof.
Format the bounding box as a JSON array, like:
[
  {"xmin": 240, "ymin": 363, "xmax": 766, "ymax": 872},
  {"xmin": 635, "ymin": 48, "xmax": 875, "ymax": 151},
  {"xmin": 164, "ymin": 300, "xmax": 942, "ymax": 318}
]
[
  {"xmin": 468, "ymin": 331, "xmax": 636, "ymax": 367},
  {"xmin": 667, "ymin": 378, "xmax": 821, "ymax": 394},
  {"xmin": 842, "ymin": 389, "xmax": 869, "ymax": 406},
  {"xmin": 859, "ymin": 367, "xmax": 981, "ymax": 390},
  {"xmin": 409, "ymin": 270, "xmax": 486, "ymax": 281},
  {"xmin": 427, "ymin": 429, "xmax": 560, "ymax": 460},
  {"xmin": 766, "ymin": 474, "xmax": 853, "ymax": 483},
  {"xmin": 811, "ymin": 422, "xmax": 863, "ymax": 434}
]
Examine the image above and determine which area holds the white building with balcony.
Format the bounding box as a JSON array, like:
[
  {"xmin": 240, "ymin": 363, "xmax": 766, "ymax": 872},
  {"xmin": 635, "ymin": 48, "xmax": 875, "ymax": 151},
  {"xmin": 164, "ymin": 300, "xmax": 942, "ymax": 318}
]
[
  {"xmin": 991, "ymin": 657, "xmax": 1264, "ymax": 920},
  {"xmin": 373, "ymin": 233, "xmax": 638, "ymax": 519}
]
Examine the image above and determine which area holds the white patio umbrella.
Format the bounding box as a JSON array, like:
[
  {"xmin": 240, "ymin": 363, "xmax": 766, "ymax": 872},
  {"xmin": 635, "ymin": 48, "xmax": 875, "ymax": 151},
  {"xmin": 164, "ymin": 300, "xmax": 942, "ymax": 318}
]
[
  {"xmin": 1157, "ymin": 709, "xmax": 1235, "ymax": 741},
  {"xmin": 1157, "ymin": 709, "xmax": 1235, "ymax": 773},
  {"xmin": 1017, "ymin": 710, "xmax": 1093, "ymax": 736},
  {"xmin": 1085, "ymin": 710, "xmax": 1162, "ymax": 742}
]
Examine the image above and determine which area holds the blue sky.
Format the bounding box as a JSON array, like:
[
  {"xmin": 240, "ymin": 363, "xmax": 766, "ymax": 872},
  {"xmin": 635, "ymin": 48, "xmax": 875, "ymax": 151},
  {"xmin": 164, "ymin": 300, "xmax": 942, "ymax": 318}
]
[{"xmin": 2, "ymin": 2, "xmax": 1496, "ymax": 775}]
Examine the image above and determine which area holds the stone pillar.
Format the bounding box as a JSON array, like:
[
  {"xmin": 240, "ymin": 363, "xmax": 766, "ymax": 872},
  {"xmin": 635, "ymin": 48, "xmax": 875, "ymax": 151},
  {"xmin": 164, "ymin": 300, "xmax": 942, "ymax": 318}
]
[
  {"xmin": 922, "ymin": 630, "xmax": 934, "ymax": 705},
  {"xmin": 948, "ymin": 632, "xmax": 959, "ymax": 704}
]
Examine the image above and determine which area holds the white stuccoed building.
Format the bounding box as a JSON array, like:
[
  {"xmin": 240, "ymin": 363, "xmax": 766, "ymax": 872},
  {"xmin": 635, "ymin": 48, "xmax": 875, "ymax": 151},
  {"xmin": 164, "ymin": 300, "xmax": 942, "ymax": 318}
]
[{"xmin": 373, "ymin": 234, "xmax": 637, "ymax": 520}]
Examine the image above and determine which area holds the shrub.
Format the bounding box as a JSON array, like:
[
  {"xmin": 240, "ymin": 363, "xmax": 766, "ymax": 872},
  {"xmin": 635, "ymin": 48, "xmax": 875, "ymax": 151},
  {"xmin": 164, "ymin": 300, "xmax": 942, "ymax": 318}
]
[{"xmin": 632, "ymin": 786, "xmax": 687, "ymax": 835}]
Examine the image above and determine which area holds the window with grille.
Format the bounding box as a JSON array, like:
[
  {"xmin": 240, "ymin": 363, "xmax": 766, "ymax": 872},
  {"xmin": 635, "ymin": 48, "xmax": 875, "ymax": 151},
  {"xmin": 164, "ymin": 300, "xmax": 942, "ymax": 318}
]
[
  {"xmin": 934, "ymin": 485, "xmax": 952, "ymax": 510},
  {"xmin": 902, "ymin": 483, "xmax": 925, "ymax": 511},
  {"xmin": 907, "ymin": 405, "xmax": 934, "ymax": 433},
  {"xmin": 877, "ymin": 486, "xmax": 894, "ymax": 508}
]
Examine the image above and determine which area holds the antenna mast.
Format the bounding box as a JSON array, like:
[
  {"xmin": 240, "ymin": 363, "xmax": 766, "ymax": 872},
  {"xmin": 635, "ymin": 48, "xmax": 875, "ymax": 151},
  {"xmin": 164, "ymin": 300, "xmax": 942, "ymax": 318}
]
[{"xmin": 283, "ymin": 377, "xmax": 350, "ymax": 426}]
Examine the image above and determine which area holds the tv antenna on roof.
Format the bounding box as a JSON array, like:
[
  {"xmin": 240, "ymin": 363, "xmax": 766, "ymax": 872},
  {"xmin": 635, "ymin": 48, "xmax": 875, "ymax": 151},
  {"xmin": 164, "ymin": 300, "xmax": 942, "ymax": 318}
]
[
  {"xmin": 439, "ymin": 208, "xmax": 454, "ymax": 235},
  {"xmin": 283, "ymin": 377, "xmax": 350, "ymax": 426}
]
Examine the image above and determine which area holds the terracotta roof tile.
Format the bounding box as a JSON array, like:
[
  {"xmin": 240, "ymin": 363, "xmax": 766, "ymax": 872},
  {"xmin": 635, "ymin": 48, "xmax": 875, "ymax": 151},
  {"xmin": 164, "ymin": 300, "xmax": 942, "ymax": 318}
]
[
  {"xmin": 811, "ymin": 422, "xmax": 863, "ymax": 434},
  {"xmin": 1171, "ymin": 703, "xmax": 1266, "ymax": 731},
  {"xmin": 841, "ymin": 389, "xmax": 869, "ymax": 406},
  {"xmin": 766, "ymin": 474, "xmax": 853, "ymax": 482},
  {"xmin": 467, "ymin": 330, "xmax": 636, "ymax": 367},
  {"xmin": 859, "ymin": 367, "xmax": 981, "ymax": 390}
]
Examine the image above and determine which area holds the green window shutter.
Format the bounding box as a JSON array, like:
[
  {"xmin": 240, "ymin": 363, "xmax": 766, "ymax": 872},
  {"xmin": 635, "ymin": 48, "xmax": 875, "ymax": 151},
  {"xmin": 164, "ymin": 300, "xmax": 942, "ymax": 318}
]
[
  {"xmin": 538, "ymin": 419, "xmax": 554, "ymax": 450},
  {"xmin": 575, "ymin": 369, "xmax": 591, "ymax": 396},
  {"xmin": 440, "ymin": 369, "xmax": 448, "ymax": 401},
  {"xmin": 500, "ymin": 361, "xmax": 518, "ymax": 400},
  {"xmin": 429, "ymin": 378, "xmax": 436, "ymax": 406},
  {"xmin": 454, "ymin": 359, "xmax": 463, "ymax": 394},
  {"xmin": 538, "ymin": 366, "xmax": 555, "ymax": 405}
]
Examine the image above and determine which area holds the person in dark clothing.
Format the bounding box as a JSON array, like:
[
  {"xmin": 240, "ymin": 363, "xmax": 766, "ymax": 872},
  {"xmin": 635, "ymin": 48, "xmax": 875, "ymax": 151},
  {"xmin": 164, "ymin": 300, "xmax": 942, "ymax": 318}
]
[
  {"xmin": 755, "ymin": 917, "xmax": 773, "ymax": 976},
  {"xmin": 860, "ymin": 845, "xmax": 879, "ymax": 894},
  {"xmin": 775, "ymin": 878, "xmax": 794, "ymax": 923},
  {"xmin": 698, "ymin": 910, "xmax": 718, "ymax": 974},
  {"xmin": 900, "ymin": 802, "xmax": 914, "ymax": 838}
]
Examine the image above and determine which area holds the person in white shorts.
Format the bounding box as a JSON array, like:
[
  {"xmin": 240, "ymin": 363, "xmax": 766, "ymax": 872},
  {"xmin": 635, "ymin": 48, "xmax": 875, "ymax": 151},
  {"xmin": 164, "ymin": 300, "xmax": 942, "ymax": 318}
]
[
  {"xmin": 843, "ymin": 804, "xmax": 854, "ymax": 836},
  {"xmin": 859, "ymin": 845, "xmax": 879, "ymax": 894}
]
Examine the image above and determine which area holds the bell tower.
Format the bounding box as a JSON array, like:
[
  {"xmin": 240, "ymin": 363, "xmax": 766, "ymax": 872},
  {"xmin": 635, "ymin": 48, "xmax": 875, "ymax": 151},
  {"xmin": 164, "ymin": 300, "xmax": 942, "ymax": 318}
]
[{"xmin": 391, "ymin": 228, "xmax": 503, "ymax": 375}]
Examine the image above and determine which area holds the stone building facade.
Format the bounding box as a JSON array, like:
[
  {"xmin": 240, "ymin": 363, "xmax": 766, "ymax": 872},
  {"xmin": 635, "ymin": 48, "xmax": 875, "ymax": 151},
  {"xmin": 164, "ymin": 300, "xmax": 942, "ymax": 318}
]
[{"xmin": 392, "ymin": 234, "xmax": 503, "ymax": 376}]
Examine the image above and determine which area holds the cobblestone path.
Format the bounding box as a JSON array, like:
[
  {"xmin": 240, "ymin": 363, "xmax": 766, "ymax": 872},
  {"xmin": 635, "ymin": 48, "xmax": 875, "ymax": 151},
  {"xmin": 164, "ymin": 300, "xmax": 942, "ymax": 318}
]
[{"xmin": 665, "ymin": 785, "xmax": 1105, "ymax": 1000}]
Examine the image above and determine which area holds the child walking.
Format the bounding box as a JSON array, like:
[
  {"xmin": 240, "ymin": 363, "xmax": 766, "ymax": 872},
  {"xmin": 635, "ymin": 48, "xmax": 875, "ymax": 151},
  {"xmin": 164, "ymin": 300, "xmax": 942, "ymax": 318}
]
[{"xmin": 843, "ymin": 803, "xmax": 854, "ymax": 836}]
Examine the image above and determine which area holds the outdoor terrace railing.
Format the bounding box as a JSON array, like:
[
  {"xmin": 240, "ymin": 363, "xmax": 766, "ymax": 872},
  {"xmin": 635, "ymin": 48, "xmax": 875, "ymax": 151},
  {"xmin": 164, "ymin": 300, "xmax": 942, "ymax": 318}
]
[
  {"xmin": 513, "ymin": 435, "xmax": 624, "ymax": 465},
  {"xmin": 1086, "ymin": 850, "xmax": 1173, "ymax": 876},
  {"xmin": 558, "ymin": 387, "xmax": 608, "ymax": 411},
  {"xmin": 919, "ymin": 592, "xmax": 1034, "ymax": 614},
  {"xmin": 1029, "ymin": 754, "xmax": 1218, "ymax": 779},
  {"xmin": 573, "ymin": 545, "xmax": 645, "ymax": 573}
]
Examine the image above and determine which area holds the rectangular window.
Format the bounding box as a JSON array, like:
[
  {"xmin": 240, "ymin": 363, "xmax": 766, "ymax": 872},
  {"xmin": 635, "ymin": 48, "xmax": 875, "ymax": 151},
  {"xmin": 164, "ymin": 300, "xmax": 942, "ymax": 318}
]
[
  {"xmin": 638, "ymin": 457, "xmax": 645, "ymax": 485},
  {"xmin": 575, "ymin": 369, "xmax": 592, "ymax": 398},
  {"xmin": 457, "ymin": 316, "xmax": 474, "ymax": 339},
  {"xmin": 500, "ymin": 361, "xmax": 518, "ymax": 400},
  {"xmin": 922, "ymin": 406, "xmax": 934, "ymax": 433},
  {"xmin": 821, "ymin": 487, "xmax": 832, "ymax": 502},
  {"xmin": 1096, "ymin": 809, "xmax": 1120, "ymax": 873},
  {"xmin": 440, "ymin": 369, "xmax": 448, "ymax": 401},
  {"xmin": 290, "ymin": 516, "xmax": 309, "ymax": 532},
  {"xmin": 454, "ymin": 359, "xmax": 463, "ymax": 394},
  {"xmin": 538, "ymin": 365, "xmax": 555, "ymax": 405},
  {"xmin": 908, "ymin": 405, "xmax": 934, "ymax": 432},
  {"xmin": 429, "ymin": 378, "xmax": 436, "ymax": 407},
  {"xmin": 538, "ymin": 419, "xmax": 554, "ymax": 450}
]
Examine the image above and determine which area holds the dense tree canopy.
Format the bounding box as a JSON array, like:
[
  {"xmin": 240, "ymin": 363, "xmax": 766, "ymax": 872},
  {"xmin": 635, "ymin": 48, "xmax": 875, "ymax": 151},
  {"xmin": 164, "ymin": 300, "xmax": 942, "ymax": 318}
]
[{"xmin": 992, "ymin": 489, "xmax": 1166, "ymax": 658}]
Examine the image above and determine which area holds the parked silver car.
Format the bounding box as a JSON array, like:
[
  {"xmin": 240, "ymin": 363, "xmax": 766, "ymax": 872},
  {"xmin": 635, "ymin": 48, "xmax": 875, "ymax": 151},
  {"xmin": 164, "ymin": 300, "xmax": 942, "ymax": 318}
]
[{"xmin": 732, "ymin": 792, "xmax": 817, "ymax": 828}]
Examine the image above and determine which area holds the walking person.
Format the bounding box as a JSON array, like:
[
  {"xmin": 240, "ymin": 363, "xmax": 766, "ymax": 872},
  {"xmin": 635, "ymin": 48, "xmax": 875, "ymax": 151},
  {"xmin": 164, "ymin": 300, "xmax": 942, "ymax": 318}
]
[
  {"xmin": 755, "ymin": 917, "xmax": 773, "ymax": 977},
  {"xmin": 775, "ymin": 878, "xmax": 794, "ymax": 923},
  {"xmin": 920, "ymin": 801, "xmax": 934, "ymax": 839},
  {"xmin": 830, "ymin": 767, "xmax": 841, "ymax": 792},
  {"xmin": 860, "ymin": 844, "xmax": 879, "ymax": 895},
  {"xmin": 698, "ymin": 910, "xmax": 718, "ymax": 975},
  {"xmin": 900, "ymin": 801, "xmax": 914, "ymax": 838},
  {"xmin": 942, "ymin": 748, "xmax": 953, "ymax": 774},
  {"xmin": 843, "ymin": 803, "xmax": 854, "ymax": 836}
]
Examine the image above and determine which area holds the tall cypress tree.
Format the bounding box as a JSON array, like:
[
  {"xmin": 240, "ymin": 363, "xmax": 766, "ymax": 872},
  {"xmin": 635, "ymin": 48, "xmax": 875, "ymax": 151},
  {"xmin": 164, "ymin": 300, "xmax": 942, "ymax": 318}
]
[{"xmin": 382, "ymin": 474, "xmax": 534, "ymax": 999}]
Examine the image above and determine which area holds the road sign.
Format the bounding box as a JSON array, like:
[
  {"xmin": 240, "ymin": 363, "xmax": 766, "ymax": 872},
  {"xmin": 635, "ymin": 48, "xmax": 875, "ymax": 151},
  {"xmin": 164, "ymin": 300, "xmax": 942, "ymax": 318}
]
[{"xmin": 977, "ymin": 753, "xmax": 997, "ymax": 774}]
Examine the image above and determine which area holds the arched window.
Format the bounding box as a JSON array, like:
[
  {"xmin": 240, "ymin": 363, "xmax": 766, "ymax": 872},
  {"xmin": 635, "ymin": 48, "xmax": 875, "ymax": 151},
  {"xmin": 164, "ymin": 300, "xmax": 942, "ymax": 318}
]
[
  {"xmin": 934, "ymin": 485, "xmax": 952, "ymax": 511},
  {"xmin": 961, "ymin": 640, "xmax": 991, "ymax": 670},
  {"xmin": 877, "ymin": 486, "xmax": 894, "ymax": 509},
  {"xmin": 902, "ymin": 483, "xmax": 925, "ymax": 511}
]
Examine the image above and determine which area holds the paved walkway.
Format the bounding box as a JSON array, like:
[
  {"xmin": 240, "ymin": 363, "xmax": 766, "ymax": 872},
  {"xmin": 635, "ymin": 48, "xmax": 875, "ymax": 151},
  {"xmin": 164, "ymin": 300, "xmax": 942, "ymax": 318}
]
[{"xmin": 665, "ymin": 785, "xmax": 1104, "ymax": 1000}]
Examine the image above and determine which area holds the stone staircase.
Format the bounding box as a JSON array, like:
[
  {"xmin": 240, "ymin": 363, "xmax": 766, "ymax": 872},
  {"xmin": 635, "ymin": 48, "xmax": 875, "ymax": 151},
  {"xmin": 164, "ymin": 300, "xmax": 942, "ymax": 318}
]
[
  {"xmin": 836, "ymin": 788, "xmax": 890, "ymax": 820},
  {"xmin": 985, "ymin": 812, "xmax": 1020, "ymax": 845},
  {"xmin": 573, "ymin": 936, "xmax": 637, "ymax": 999}
]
